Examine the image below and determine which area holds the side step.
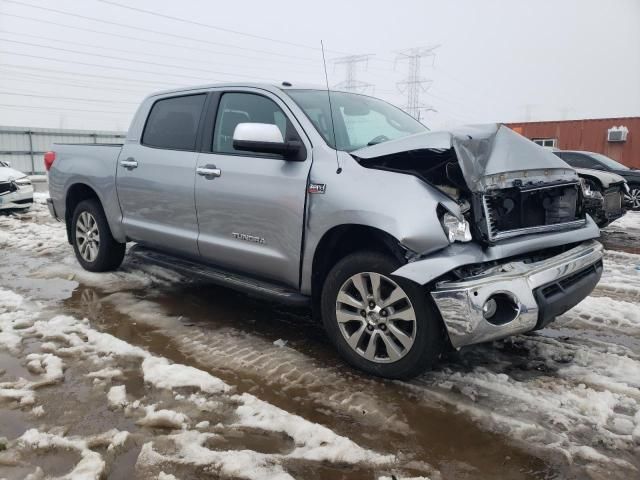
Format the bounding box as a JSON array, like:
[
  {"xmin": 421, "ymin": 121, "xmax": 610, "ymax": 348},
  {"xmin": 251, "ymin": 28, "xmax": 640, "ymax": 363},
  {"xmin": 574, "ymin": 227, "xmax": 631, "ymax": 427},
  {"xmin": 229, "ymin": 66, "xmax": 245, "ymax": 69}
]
[{"xmin": 129, "ymin": 245, "xmax": 310, "ymax": 307}]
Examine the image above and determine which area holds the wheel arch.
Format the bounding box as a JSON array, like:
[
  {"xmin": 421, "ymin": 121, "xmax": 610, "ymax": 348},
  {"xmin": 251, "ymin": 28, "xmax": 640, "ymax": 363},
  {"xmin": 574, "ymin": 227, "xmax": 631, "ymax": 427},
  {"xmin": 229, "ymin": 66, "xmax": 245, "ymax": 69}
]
[
  {"xmin": 309, "ymin": 224, "xmax": 408, "ymax": 318},
  {"xmin": 65, "ymin": 183, "xmax": 102, "ymax": 244}
]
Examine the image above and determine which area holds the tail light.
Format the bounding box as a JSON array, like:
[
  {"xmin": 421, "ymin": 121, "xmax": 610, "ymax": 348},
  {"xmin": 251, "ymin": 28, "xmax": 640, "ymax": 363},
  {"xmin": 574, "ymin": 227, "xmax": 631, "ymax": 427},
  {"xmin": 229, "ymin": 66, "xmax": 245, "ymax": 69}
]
[{"xmin": 44, "ymin": 151, "xmax": 56, "ymax": 171}]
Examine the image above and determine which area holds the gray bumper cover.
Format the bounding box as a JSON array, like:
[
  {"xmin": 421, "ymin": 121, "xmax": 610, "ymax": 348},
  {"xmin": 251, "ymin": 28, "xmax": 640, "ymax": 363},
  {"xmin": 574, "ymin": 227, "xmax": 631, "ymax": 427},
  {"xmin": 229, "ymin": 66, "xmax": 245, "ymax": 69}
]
[{"xmin": 430, "ymin": 240, "xmax": 603, "ymax": 348}]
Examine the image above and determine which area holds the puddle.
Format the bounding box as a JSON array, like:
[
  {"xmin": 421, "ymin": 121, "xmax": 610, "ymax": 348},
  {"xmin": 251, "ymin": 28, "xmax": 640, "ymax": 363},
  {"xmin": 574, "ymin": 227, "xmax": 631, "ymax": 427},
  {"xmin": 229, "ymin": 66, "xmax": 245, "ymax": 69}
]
[
  {"xmin": 30, "ymin": 449, "xmax": 81, "ymax": 477},
  {"xmin": 0, "ymin": 408, "xmax": 29, "ymax": 440},
  {"xmin": 0, "ymin": 352, "xmax": 37, "ymax": 382},
  {"xmin": 205, "ymin": 428, "xmax": 294, "ymax": 455},
  {"xmin": 107, "ymin": 445, "xmax": 142, "ymax": 480},
  {"xmin": 61, "ymin": 283, "xmax": 558, "ymax": 479}
]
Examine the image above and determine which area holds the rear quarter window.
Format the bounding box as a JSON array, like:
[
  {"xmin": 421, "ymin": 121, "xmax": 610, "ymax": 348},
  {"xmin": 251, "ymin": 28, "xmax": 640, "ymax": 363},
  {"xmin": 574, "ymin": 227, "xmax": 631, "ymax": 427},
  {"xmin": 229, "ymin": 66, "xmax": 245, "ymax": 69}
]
[{"xmin": 142, "ymin": 94, "xmax": 206, "ymax": 151}]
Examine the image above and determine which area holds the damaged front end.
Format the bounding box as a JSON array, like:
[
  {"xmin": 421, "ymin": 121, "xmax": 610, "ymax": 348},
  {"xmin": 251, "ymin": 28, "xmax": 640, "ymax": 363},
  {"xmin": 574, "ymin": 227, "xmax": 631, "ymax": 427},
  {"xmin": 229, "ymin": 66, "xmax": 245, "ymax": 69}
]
[
  {"xmin": 351, "ymin": 125, "xmax": 603, "ymax": 349},
  {"xmin": 352, "ymin": 124, "xmax": 585, "ymax": 246}
]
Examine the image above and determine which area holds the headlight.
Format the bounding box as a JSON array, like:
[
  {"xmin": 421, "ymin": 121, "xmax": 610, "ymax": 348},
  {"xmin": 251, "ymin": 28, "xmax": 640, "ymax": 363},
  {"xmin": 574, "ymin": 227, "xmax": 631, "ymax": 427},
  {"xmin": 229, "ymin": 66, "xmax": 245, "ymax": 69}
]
[
  {"xmin": 579, "ymin": 178, "xmax": 602, "ymax": 200},
  {"xmin": 442, "ymin": 212, "xmax": 472, "ymax": 243},
  {"xmin": 14, "ymin": 177, "xmax": 31, "ymax": 187}
]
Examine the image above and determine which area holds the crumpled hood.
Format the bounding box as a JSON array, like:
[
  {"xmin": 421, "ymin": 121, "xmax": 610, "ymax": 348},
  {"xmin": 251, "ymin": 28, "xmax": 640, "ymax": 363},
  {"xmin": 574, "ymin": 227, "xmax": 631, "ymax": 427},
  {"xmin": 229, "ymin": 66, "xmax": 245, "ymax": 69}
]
[
  {"xmin": 0, "ymin": 166, "xmax": 28, "ymax": 182},
  {"xmin": 352, "ymin": 124, "xmax": 578, "ymax": 192}
]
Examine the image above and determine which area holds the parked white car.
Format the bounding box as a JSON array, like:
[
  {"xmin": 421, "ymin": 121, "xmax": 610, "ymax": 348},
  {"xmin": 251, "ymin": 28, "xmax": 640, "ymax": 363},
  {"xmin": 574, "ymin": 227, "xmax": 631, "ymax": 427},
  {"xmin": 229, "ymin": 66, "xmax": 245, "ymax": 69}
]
[{"xmin": 0, "ymin": 160, "xmax": 33, "ymax": 211}]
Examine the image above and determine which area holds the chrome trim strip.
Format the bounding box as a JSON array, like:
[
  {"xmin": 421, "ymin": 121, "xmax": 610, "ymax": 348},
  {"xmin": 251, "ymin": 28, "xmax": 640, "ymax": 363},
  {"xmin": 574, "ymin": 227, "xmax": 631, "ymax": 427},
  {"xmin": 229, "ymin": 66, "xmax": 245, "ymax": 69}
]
[{"xmin": 431, "ymin": 240, "xmax": 603, "ymax": 348}]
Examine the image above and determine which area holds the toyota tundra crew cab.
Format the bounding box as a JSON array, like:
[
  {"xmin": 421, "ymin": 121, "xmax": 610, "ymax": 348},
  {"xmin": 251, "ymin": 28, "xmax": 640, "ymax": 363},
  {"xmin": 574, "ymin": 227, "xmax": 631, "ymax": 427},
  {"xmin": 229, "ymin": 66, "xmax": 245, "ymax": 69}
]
[{"xmin": 45, "ymin": 83, "xmax": 603, "ymax": 379}]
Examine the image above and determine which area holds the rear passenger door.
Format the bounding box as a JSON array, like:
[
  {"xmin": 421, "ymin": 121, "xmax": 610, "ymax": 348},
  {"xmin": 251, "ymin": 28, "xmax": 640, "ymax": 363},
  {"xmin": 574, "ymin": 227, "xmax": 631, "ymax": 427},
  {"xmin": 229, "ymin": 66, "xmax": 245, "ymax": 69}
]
[{"xmin": 116, "ymin": 93, "xmax": 206, "ymax": 257}]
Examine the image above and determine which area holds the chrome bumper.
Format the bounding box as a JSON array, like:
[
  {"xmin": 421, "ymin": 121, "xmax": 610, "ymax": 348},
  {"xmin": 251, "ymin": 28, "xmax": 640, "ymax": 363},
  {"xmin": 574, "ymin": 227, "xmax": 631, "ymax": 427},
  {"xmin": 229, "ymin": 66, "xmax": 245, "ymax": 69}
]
[{"xmin": 431, "ymin": 240, "xmax": 603, "ymax": 348}]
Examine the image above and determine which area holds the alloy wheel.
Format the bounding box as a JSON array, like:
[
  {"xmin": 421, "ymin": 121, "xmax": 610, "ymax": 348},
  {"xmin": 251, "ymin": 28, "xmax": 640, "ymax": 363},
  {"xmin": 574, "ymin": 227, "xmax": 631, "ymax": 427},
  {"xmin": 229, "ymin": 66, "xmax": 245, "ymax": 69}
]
[
  {"xmin": 336, "ymin": 272, "xmax": 417, "ymax": 363},
  {"xmin": 76, "ymin": 211, "xmax": 100, "ymax": 262},
  {"xmin": 626, "ymin": 187, "xmax": 640, "ymax": 210}
]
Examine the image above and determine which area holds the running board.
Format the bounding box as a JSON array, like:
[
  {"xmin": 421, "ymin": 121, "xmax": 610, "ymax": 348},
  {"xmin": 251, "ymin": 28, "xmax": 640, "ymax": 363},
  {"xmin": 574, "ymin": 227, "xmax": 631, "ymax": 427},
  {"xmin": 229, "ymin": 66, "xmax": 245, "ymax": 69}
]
[{"xmin": 129, "ymin": 245, "xmax": 310, "ymax": 307}]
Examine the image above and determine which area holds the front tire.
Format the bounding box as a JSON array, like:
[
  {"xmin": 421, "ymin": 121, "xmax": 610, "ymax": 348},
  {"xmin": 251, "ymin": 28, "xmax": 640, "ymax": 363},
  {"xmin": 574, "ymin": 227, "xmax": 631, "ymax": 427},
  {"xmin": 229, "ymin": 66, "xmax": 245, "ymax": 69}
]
[
  {"xmin": 71, "ymin": 199, "xmax": 125, "ymax": 272},
  {"xmin": 321, "ymin": 251, "xmax": 444, "ymax": 379}
]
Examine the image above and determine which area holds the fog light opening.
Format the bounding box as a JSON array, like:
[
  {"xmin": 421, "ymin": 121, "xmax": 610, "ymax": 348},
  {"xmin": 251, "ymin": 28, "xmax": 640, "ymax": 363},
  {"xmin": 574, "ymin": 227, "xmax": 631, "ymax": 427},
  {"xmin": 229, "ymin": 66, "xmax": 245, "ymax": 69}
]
[{"xmin": 482, "ymin": 293, "xmax": 519, "ymax": 326}]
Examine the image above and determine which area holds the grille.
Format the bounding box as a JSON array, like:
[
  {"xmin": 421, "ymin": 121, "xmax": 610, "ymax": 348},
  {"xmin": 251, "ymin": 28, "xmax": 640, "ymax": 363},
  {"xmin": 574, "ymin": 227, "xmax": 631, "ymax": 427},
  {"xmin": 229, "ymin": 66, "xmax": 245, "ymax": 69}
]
[
  {"xmin": 0, "ymin": 181, "xmax": 17, "ymax": 195},
  {"xmin": 482, "ymin": 182, "xmax": 584, "ymax": 242}
]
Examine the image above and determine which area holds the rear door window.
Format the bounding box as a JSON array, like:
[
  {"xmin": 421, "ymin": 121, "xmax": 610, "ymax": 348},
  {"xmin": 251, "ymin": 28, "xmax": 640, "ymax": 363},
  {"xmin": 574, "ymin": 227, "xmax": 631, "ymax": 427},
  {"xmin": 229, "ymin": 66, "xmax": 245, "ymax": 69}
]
[{"xmin": 142, "ymin": 94, "xmax": 206, "ymax": 151}]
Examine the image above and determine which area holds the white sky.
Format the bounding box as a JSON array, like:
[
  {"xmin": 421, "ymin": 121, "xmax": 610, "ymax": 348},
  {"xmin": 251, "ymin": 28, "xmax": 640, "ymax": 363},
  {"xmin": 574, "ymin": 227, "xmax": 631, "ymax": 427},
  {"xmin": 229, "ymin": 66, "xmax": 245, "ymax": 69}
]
[{"xmin": 0, "ymin": 0, "xmax": 639, "ymax": 131}]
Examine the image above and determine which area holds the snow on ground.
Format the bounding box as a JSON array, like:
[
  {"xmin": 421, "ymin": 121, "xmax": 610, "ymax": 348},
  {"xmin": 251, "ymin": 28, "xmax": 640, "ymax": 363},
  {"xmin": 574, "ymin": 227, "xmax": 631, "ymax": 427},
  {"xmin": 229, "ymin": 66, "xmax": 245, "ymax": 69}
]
[
  {"xmin": 1, "ymin": 198, "xmax": 640, "ymax": 478},
  {"xmin": 607, "ymin": 210, "xmax": 640, "ymax": 234},
  {"xmin": 0, "ymin": 287, "xmax": 398, "ymax": 479}
]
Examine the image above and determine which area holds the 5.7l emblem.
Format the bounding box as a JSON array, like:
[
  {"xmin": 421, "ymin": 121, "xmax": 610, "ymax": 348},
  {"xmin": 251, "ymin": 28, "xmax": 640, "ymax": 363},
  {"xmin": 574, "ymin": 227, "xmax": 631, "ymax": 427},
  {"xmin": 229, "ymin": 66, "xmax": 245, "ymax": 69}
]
[
  {"xmin": 232, "ymin": 232, "xmax": 266, "ymax": 244},
  {"xmin": 308, "ymin": 183, "xmax": 326, "ymax": 194}
]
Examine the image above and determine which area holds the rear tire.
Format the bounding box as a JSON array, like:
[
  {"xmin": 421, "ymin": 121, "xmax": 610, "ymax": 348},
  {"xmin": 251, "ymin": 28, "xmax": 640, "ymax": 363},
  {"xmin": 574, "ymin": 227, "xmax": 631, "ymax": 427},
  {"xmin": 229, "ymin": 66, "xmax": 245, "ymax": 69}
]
[
  {"xmin": 321, "ymin": 251, "xmax": 444, "ymax": 379},
  {"xmin": 71, "ymin": 199, "xmax": 125, "ymax": 272}
]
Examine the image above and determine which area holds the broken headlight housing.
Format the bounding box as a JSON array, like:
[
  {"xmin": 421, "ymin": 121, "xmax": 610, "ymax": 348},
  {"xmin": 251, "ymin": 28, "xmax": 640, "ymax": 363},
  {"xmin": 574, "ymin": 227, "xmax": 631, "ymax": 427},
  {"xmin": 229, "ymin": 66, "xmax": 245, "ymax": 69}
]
[
  {"xmin": 580, "ymin": 178, "xmax": 602, "ymax": 200},
  {"xmin": 442, "ymin": 212, "xmax": 472, "ymax": 243},
  {"xmin": 13, "ymin": 177, "xmax": 32, "ymax": 188}
]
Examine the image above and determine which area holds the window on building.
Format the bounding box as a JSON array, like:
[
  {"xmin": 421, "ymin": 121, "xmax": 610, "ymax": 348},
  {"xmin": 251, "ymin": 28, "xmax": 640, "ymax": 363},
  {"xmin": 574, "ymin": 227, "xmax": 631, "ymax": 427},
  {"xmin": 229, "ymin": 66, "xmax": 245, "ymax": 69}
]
[{"xmin": 532, "ymin": 138, "xmax": 557, "ymax": 148}]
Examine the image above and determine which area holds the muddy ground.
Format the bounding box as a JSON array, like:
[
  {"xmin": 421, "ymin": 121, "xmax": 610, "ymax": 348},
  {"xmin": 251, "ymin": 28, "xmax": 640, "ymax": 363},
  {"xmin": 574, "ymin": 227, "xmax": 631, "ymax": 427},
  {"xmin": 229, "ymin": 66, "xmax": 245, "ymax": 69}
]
[{"xmin": 0, "ymin": 197, "xmax": 638, "ymax": 480}]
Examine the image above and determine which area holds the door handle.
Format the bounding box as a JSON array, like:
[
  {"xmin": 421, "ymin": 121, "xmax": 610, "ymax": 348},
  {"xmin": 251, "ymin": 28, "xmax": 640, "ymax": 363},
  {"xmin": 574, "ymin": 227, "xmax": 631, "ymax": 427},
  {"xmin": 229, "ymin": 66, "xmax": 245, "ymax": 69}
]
[
  {"xmin": 196, "ymin": 165, "xmax": 222, "ymax": 178},
  {"xmin": 120, "ymin": 158, "xmax": 138, "ymax": 169}
]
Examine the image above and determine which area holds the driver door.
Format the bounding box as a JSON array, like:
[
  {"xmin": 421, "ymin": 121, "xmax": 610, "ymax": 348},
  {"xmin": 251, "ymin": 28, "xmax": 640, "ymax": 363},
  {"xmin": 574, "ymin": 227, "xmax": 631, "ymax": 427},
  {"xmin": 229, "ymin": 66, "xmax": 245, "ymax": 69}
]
[{"xmin": 195, "ymin": 90, "xmax": 311, "ymax": 288}]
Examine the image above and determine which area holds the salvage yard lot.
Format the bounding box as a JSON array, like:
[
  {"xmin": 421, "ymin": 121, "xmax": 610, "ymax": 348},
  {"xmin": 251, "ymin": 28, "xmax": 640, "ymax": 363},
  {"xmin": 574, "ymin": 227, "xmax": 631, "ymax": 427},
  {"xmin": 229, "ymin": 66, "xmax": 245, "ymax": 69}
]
[{"xmin": 0, "ymin": 197, "xmax": 639, "ymax": 479}]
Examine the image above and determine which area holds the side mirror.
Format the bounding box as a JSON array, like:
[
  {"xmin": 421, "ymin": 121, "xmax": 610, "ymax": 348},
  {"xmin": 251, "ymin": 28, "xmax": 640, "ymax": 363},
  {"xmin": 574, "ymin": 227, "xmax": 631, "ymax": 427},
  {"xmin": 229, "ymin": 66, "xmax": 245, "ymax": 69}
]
[{"xmin": 232, "ymin": 123, "xmax": 303, "ymax": 160}]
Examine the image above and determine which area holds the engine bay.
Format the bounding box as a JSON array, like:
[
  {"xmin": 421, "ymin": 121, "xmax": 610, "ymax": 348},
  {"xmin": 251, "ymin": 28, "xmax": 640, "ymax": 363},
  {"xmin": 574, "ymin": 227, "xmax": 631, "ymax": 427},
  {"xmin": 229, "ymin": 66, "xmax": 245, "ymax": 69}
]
[{"xmin": 354, "ymin": 147, "xmax": 586, "ymax": 244}]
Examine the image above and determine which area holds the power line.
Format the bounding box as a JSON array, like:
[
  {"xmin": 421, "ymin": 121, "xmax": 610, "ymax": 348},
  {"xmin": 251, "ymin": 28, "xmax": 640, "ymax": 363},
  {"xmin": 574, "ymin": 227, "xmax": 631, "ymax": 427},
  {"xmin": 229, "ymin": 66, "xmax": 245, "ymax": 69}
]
[
  {"xmin": 0, "ymin": 91, "xmax": 139, "ymax": 104},
  {"xmin": 1, "ymin": 69, "xmax": 154, "ymax": 95},
  {"xmin": 0, "ymin": 103, "xmax": 131, "ymax": 114},
  {"xmin": 0, "ymin": 64, "xmax": 180, "ymax": 88},
  {"xmin": 97, "ymin": 0, "xmax": 348, "ymax": 54},
  {"xmin": 332, "ymin": 55, "xmax": 374, "ymax": 93},
  {"xmin": 1, "ymin": 13, "xmax": 322, "ymax": 69},
  {"xmin": 0, "ymin": 37, "xmax": 281, "ymax": 83},
  {"xmin": 0, "ymin": 50, "xmax": 230, "ymax": 83},
  {"xmin": 0, "ymin": 0, "xmax": 317, "ymax": 62},
  {"xmin": 395, "ymin": 46, "xmax": 439, "ymax": 121}
]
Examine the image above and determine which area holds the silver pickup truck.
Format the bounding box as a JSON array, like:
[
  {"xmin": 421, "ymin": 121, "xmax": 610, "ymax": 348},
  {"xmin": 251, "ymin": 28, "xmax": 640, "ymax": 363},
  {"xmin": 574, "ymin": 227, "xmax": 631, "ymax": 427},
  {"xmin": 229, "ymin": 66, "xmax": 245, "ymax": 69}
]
[{"xmin": 46, "ymin": 83, "xmax": 603, "ymax": 379}]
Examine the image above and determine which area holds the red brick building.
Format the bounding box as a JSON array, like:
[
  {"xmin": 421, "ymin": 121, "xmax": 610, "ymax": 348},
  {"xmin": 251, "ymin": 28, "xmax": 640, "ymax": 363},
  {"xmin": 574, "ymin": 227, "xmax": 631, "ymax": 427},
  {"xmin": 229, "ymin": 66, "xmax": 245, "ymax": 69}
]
[{"xmin": 506, "ymin": 117, "xmax": 640, "ymax": 169}]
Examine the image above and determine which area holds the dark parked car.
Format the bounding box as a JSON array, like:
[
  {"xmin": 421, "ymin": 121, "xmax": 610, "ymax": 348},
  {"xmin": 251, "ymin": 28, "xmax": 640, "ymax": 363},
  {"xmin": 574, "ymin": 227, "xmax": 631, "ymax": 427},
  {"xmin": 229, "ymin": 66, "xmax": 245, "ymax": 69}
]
[{"xmin": 553, "ymin": 150, "xmax": 640, "ymax": 210}]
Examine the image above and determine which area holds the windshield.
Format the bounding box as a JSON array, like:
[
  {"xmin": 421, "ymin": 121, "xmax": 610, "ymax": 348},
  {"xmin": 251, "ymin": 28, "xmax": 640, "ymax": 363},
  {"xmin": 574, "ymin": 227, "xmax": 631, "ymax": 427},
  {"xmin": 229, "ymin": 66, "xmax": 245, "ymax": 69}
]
[
  {"xmin": 588, "ymin": 152, "xmax": 630, "ymax": 170},
  {"xmin": 286, "ymin": 89, "xmax": 427, "ymax": 151}
]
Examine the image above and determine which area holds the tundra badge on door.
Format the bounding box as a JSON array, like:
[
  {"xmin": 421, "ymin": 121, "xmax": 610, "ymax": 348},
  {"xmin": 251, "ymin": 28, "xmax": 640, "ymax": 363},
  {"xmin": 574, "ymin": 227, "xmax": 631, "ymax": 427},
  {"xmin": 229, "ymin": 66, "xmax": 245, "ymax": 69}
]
[{"xmin": 232, "ymin": 232, "xmax": 266, "ymax": 244}]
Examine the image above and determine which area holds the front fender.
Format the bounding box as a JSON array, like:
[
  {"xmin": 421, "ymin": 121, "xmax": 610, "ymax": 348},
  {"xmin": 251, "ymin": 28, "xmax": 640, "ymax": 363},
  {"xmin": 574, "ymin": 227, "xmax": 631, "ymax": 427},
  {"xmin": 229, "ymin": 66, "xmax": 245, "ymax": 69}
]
[
  {"xmin": 392, "ymin": 215, "xmax": 601, "ymax": 285},
  {"xmin": 300, "ymin": 153, "xmax": 456, "ymax": 294}
]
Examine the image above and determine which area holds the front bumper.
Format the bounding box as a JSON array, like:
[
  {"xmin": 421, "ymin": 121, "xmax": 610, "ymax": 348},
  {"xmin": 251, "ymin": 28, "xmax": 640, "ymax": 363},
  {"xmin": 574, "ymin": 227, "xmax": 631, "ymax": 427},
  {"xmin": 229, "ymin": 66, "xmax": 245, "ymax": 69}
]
[
  {"xmin": 0, "ymin": 186, "xmax": 33, "ymax": 210},
  {"xmin": 431, "ymin": 240, "xmax": 603, "ymax": 348}
]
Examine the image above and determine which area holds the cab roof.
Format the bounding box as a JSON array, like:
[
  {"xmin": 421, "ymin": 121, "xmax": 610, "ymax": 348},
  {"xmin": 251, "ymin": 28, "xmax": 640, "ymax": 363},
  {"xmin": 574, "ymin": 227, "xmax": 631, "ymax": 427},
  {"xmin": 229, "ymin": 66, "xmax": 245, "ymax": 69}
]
[{"xmin": 148, "ymin": 82, "xmax": 328, "ymax": 98}]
